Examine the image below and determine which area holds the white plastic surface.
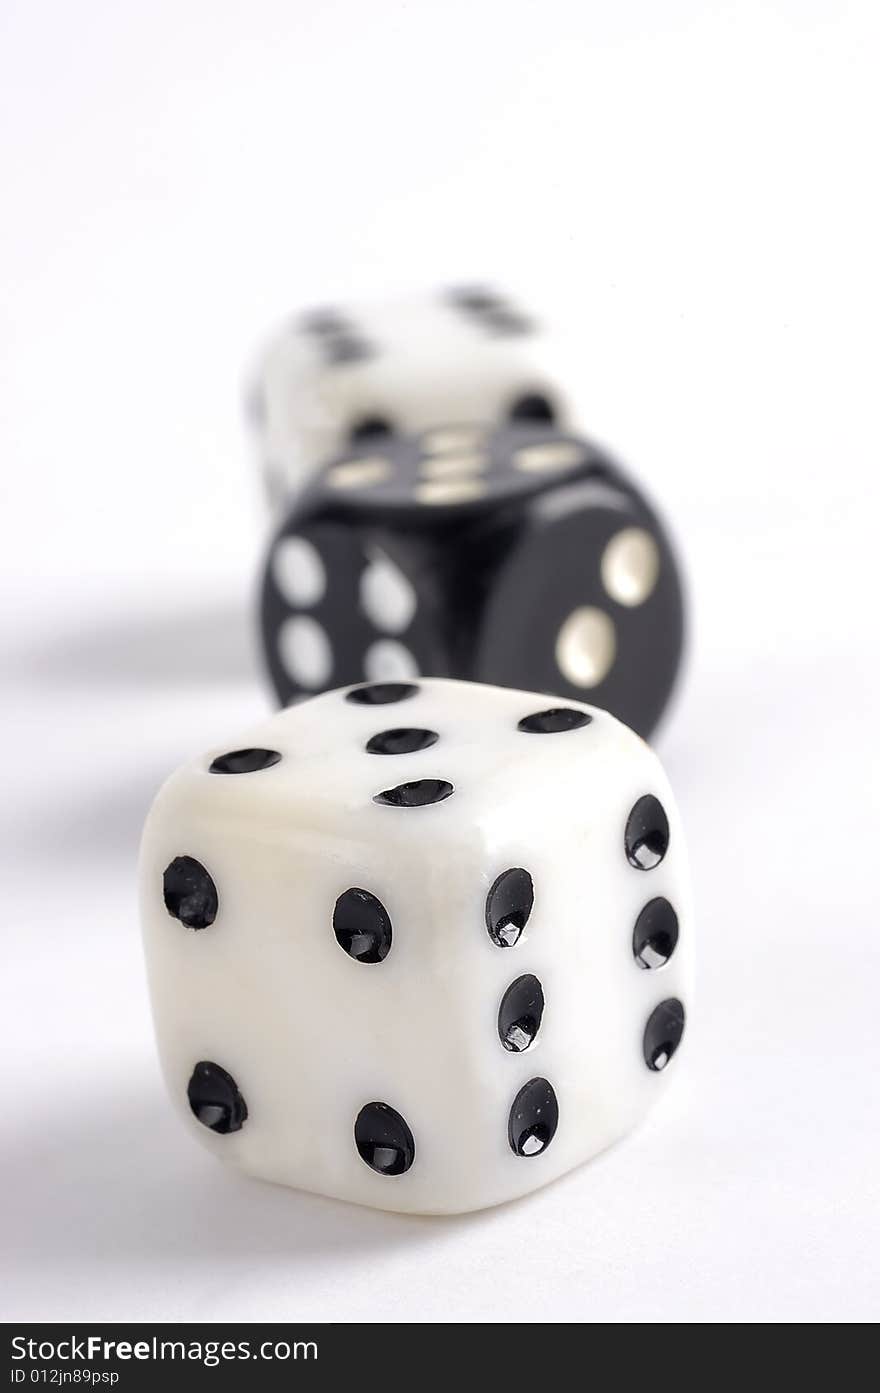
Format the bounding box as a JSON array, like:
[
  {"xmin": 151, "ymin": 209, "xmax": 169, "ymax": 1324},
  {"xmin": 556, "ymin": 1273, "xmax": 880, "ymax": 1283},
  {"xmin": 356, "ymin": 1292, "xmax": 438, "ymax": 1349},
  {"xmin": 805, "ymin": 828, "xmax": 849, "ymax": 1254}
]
[
  {"xmin": 5, "ymin": 0, "xmax": 879, "ymax": 1322},
  {"xmin": 139, "ymin": 679, "xmax": 692, "ymax": 1214},
  {"xmin": 248, "ymin": 292, "xmax": 572, "ymax": 508}
]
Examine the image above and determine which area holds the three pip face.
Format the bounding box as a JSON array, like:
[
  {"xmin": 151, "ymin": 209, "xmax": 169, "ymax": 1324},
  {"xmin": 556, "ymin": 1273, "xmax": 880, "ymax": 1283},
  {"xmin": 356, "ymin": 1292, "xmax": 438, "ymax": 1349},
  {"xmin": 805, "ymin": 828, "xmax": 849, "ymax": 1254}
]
[
  {"xmin": 249, "ymin": 287, "xmax": 685, "ymax": 739},
  {"xmin": 137, "ymin": 286, "xmax": 693, "ymax": 1214}
]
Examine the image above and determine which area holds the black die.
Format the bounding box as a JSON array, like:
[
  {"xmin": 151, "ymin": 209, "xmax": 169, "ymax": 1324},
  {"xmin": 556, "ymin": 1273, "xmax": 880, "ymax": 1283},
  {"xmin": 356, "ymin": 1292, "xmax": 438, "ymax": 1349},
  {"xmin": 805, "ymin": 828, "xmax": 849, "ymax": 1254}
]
[{"xmin": 259, "ymin": 423, "xmax": 685, "ymax": 737}]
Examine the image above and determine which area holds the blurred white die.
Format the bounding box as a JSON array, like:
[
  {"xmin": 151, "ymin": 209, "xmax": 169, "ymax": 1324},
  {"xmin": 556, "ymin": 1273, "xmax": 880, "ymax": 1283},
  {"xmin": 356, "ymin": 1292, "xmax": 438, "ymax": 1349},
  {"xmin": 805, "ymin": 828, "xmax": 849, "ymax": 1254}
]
[
  {"xmin": 245, "ymin": 287, "xmax": 573, "ymax": 509},
  {"xmin": 140, "ymin": 678, "xmax": 692, "ymax": 1215}
]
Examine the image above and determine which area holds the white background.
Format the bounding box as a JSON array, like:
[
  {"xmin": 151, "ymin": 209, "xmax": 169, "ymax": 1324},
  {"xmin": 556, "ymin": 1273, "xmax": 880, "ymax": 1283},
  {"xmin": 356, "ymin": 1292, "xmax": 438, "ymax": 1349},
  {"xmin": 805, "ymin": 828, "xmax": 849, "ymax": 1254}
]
[{"xmin": 2, "ymin": 0, "xmax": 879, "ymax": 1323}]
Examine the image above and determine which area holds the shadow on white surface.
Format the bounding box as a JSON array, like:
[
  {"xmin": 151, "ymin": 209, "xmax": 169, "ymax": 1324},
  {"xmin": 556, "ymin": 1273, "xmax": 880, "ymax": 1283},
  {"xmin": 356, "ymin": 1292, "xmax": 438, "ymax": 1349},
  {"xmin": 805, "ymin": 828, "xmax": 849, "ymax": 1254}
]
[
  {"xmin": 5, "ymin": 598, "xmax": 275, "ymax": 869},
  {"xmin": 17, "ymin": 774, "xmax": 168, "ymax": 865},
  {"xmin": 17, "ymin": 602, "xmax": 258, "ymax": 689},
  {"xmin": 4, "ymin": 1084, "xmax": 463, "ymax": 1276}
]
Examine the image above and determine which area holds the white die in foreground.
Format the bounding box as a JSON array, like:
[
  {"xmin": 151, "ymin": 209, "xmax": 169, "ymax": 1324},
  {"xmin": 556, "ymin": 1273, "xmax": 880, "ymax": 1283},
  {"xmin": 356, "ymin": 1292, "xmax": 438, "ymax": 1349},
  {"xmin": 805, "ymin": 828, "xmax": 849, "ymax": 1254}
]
[
  {"xmin": 140, "ymin": 679, "xmax": 692, "ymax": 1215},
  {"xmin": 246, "ymin": 287, "xmax": 572, "ymax": 510}
]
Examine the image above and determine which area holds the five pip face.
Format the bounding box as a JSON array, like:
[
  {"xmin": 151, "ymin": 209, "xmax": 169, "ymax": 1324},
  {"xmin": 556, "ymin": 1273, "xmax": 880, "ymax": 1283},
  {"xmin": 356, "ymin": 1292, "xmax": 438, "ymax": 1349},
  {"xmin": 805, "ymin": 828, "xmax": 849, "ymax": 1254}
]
[{"xmin": 139, "ymin": 679, "xmax": 692, "ymax": 1217}]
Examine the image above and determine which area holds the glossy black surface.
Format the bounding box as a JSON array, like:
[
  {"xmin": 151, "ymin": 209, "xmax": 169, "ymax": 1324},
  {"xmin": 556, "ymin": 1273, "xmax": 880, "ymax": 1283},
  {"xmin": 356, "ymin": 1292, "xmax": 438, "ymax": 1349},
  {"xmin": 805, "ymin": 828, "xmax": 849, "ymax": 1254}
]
[
  {"xmin": 260, "ymin": 421, "xmax": 685, "ymax": 737},
  {"xmin": 476, "ymin": 475, "xmax": 683, "ymax": 738},
  {"xmin": 498, "ymin": 974, "xmax": 544, "ymax": 1052},
  {"xmin": 209, "ymin": 747, "xmax": 282, "ymax": 775},
  {"xmin": 333, "ymin": 887, "xmax": 392, "ymax": 963},
  {"xmin": 485, "ymin": 867, "xmax": 534, "ymax": 948},
  {"xmin": 373, "ymin": 778, "xmax": 454, "ymax": 808},
  {"xmin": 346, "ymin": 682, "xmax": 420, "ymax": 706},
  {"xmin": 365, "ymin": 727, "xmax": 439, "ymax": 755},
  {"xmin": 508, "ymin": 1077, "xmax": 558, "ymax": 1156},
  {"xmin": 633, "ymin": 897, "xmax": 679, "ymax": 968},
  {"xmin": 293, "ymin": 422, "xmax": 598, "ymax": 514},
  {"xmin": 517, "ymin": 707, "xmax": 592, "ymax": 734},
  {"xmin": 354, "ymin": 1102, "xmax": 415, "ymax": 1175},
  {"xmin": 187, "ymin": 1061, "xmax": 248, "ymax": 1133},
  {"xmin": 625, "ymin": 795, "xmax": 670, "ymax": 870},
  {"xmin": 643, "ymin": 998, "xmax": 686, "ymax": 1071},
  {"xmin": 162, "ymin": 856, "xmax": 218, "ymax": 930}
]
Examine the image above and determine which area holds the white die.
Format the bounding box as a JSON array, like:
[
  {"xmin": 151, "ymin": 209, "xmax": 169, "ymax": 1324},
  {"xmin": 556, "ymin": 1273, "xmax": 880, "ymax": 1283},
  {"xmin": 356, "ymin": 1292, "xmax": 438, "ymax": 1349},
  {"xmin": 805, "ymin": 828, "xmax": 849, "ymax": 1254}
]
[
  {"xmin": 245, "ymin": 288, "xmax": 572, "ymax": 510},
  {"xmin": 139, "ymin": 678, "xmax": 693, "ymax": 1215}
]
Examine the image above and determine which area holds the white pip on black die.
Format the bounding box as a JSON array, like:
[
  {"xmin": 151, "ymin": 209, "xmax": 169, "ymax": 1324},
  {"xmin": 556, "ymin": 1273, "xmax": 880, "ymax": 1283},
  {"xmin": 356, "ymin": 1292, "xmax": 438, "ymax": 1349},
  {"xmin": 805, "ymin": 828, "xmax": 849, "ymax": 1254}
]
[
  {"xmin": 245, "ymin": 286, "xmax": 571, "ymax": 510},
  {"xmin": 140, "ymin": 679, "xmax": 693, "ymax": 1215},
  {"xmin": 260, "ymin": 420, "xmax": 685, "ymax": 738}
]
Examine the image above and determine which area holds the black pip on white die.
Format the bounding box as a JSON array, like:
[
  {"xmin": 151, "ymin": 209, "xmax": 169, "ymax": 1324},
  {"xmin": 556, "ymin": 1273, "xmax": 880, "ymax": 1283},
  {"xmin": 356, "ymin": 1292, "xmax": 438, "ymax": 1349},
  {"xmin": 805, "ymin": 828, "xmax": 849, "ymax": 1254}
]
[
  {"xmin": 246, "ymin": 286, "xmax": 569, "ymax": 510},
  {"xmin": 141, "ymin": 678, "xmax": 692, "ymax": 1215}
]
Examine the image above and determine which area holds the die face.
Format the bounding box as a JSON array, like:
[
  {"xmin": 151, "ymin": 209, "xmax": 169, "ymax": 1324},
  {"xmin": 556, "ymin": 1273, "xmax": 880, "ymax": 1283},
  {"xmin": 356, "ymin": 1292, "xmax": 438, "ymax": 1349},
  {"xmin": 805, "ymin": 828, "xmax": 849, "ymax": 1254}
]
[
  {"xmin": 247, "ymin": 288, "xmax": 570, "ymax": 509},
  {"xmin": 297, "ymin": 419, "xmax": 609, "ymax": 516},
  {"xmin": 259, "ymin": 421, "xmax": 610, "ymax": 705},
  {"xmin": 476, "ymin": 478, "xmax": 685, "ymax": 737},
  {"xmin": 140, "ymin": 679, "xmax": 693, "ymax": 1215},
  {"xmin": 259, "ymin": 425, "xmax": 684, "ymax": 737},
  {"xmin": 260, "ymin": 519, "xmax": 449, "ymax": 701}
]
